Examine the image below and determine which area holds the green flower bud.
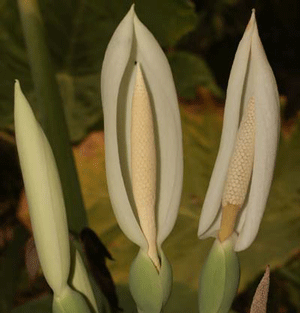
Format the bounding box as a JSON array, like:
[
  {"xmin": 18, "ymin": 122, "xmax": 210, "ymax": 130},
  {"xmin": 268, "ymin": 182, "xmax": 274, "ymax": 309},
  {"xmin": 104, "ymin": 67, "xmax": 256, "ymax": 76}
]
[
  {"xmin": 53, "ymin": 285, "xmax": 92, "ymax": 313},
  {"xmin": 129, "ymin": 249, "xmax": 172, "ymax": 313},
  {"xmin": 199, "ymin": 235, "xmax": 240, "ymax": 313}
]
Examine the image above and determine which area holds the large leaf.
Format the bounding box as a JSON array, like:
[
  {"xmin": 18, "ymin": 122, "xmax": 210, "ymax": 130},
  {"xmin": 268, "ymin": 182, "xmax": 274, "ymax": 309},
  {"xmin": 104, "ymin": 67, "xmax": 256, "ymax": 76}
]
[
  {"xmin": 73, "ymin": 104, "xmax": 300, "ymax": 311},
  {"xmin": 168, "ymin": 51, "xmax": 224, "ymax": 99},
  {"xmin": 0, "ymin": 0, "xmax": 197, "ymax": 142}
]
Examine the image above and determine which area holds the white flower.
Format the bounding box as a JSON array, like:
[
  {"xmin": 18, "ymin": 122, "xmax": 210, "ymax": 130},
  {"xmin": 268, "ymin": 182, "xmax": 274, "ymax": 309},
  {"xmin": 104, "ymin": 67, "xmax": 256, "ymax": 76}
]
[
  {"xmin": 198, "ymin": 10, "xmax": 280, "ymax": 251},
  {"xmin": 101, "ymin": 5, "xmax": 183, "ymax": 265},
  {"xmin": 14, "ymin": 81, "xmax": 96, "ymax": 312},
  {"xmin": 15, "ymin": 80, "xmax": 70, "ymax": 296}
]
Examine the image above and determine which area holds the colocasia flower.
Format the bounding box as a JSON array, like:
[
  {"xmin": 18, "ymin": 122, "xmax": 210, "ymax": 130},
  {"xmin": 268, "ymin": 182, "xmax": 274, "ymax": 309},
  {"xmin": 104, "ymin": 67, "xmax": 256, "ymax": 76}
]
[
  {"xmin": 14, "ymin": 81, "xmax": 97, "ymax": 313},
  {"xmin": 198, "ymin": 10, "xmax": 280, "ymax": 251},
  {"xmin": 101, "ymin": 5, "xmax": 183, "ymax": 312},
  {"xmin": 198, "ymin": 11, "xmax": 279, "ymax": 313}
]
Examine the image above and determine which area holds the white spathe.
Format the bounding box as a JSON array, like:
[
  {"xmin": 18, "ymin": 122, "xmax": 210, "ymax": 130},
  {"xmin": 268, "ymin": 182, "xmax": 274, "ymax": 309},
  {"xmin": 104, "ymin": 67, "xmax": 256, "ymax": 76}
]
[
  {"xmin": 198, "ymin": 10, "xmax": 280, "ymax": 251},
  {"xmin": 101, "ymin": 5, "xmax": 183, "ymax": 249},
  {"xmin": 14, "ymin": 81, "xmax": 70, "ymax": 296}
]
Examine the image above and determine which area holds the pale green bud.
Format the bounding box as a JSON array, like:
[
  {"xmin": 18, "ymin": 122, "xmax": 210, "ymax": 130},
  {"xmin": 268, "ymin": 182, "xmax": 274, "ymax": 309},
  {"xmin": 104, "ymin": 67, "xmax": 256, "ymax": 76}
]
[
  {"xmin": 53, "ymin": 285, "xmax": 92, "ymax": 313},
  {"xmin": 129, "ymin": 249, "xmax": 172, "ymax": 313},
  {"xmin": 199, "ymin": 235, "xmax": 240, "ymax": 313},
  {"xmin": 69, "ymin": 248, "xmax": 99, "ymax": 313}
]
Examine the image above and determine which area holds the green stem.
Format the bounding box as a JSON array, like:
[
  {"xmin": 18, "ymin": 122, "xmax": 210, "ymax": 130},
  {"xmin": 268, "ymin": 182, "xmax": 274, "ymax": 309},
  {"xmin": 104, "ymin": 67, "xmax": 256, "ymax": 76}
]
[{"xmin": 17, "ymin": 0, "xmax": 87, "ymax": 234}]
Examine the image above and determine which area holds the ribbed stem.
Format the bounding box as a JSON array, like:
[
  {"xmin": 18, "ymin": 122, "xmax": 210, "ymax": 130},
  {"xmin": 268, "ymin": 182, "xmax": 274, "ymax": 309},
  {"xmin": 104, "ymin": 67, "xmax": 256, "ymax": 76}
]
[{"xmin": 17, "ymin": 0, "xmax": 87, "ymax": 233}]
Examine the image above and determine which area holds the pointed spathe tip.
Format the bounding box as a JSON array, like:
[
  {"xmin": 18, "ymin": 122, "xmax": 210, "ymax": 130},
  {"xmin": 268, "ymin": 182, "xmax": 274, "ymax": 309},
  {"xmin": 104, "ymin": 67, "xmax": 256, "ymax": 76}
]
[
  {"xmin": 135, "ymin": 62, "xmax": 143, "ymax": 80},
  {"xmin": 14, "ymin": 79, "xmax": 21, "ymax": 96},
  {"xmin": 245, "ymin": 8, "xmax": 256, "ymax": 33},
  {"xmin": 14, "ymin": 80, "xmax": 27, "ymax": 118},
  {"xmin": 130, "ymin": 3, "xmax": 135, "ymax": 13}
]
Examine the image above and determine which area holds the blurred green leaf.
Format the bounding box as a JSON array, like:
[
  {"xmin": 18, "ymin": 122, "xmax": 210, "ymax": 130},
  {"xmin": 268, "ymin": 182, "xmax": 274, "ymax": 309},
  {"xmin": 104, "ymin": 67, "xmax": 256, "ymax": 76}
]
[
  {"xmin": 0, "ymin": 226, "xmax": 28, "ymax": 313},
  {"xmin": 134, "ymin": 0, "xmax": 198, "ymax": 47},
  {"xmin": 0, "ymin": 0, "xmax": 197, "ymax": 142},
  {"xmin": 168, "ymin": 51, "xmax": 224, "ymax": 99},
  {"xmin": 12, "ymin": 294, "xmax": 52, "ymax": 313}
]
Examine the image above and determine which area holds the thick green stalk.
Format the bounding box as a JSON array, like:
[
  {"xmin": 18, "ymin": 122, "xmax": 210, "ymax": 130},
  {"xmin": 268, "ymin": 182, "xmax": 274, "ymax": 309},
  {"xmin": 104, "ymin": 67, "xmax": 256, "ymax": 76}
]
[{"xmin": 17, "ymin": 0, "xmax": 87, "ymax": 233}]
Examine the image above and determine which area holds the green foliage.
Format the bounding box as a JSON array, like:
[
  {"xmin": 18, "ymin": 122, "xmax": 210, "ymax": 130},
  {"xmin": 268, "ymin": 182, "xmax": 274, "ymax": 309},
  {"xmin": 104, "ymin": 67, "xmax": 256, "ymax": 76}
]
[
  {"xmin": 0, "ymin": 0, "xmax": 198, "ymax": 141},
  {"xmin": 0, "ymin": 226, "xmax": 28, "ymax": 313},
  {"xmin": 168, "ymin": 51, "xmax": 224, "ymax": 99},
  {"xmin": 12, "ymin": 295, "xmax": 52, "ymax": 313},
  {"xmin": 5, "ymin": 102, "xmax": 300, "ymax": 312},
  {"xmin": 134, "ymin": 0, "xmax": 198, "ymax": 48},
  {"xmin": 2, "ymin": 0, "xmax": 300, "ymax": 311},
  {"xmin": 75, "ymin": 107, "xmax": 300, "ymax": 311}
]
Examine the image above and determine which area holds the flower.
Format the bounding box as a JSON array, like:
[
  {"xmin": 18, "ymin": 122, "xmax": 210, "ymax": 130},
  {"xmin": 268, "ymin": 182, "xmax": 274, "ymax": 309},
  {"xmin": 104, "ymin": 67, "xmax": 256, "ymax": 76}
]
[
  {"xmin": 14, "ymin": 81, "xmax": 95, "ymax": 312},
  {"xmin": 198, "ymin": 10, "xmax": 280, "ymax": 251},
  {"xmin": 101, "ymin": 4, "xmax": 183, "ymax": 263},
  {"xmin": 15, "ymin": 80, "xmax": 70, "ymax": 297},
  {"xmin": 101, "ymin": 5, "xmax": 183, "ymax": 311}
]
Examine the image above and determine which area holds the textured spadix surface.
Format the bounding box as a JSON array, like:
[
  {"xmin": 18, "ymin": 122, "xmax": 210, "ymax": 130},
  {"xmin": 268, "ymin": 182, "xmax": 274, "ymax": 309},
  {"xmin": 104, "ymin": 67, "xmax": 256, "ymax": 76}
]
[
  {"xmin": 198, "ymin": 10, "xmax": 280, "ymax": 251},
  {"xmin": 101, "ymin": 4, "xmax": 183, "ymax": 250},
  {"xmin": 131, "ymin": 63, "xmax": 159, "ymax": 269},
  {"xmin": 222, "ymin": 97, "xmax": 255, "ymax": 209}
]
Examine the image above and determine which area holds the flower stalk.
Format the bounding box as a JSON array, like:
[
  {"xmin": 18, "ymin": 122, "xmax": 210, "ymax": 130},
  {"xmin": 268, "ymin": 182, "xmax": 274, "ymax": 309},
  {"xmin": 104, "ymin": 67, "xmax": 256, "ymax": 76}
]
[{"xmin": 17, "ymin": 0, "xmax": 87, "ymax": 234}]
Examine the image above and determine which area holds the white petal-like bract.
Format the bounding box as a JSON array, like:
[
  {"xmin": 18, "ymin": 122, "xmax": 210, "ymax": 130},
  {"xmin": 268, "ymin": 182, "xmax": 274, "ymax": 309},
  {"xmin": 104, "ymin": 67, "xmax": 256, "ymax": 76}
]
[
  {"xmin": 198, "ymin": 11, "xmax": 280, "ymax": 251},
  {"xmin": 101, "ymin": 5, "xmax": 183, "ymax": 248},
  {"xmin": 15, "ymin": 81, "xmax": 70, "ymax": 296}
]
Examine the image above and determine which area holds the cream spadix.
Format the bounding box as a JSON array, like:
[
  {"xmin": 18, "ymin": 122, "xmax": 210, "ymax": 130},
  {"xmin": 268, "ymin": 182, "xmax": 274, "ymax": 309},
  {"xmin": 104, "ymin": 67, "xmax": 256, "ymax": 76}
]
[
  {"xmin": 219, "ymin": 97, "xmax": 255, "ymax": 242},
  {"xmin": 198, "ymin": 10, "xmax": 280, "ymax": 251},
  {"xmin": 131, "ymin": 63, "xmax": 160, "ymax": 270},
  {"xmin": 101, "ymin": 4, "xmax": 183, "ymax": 253}
]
